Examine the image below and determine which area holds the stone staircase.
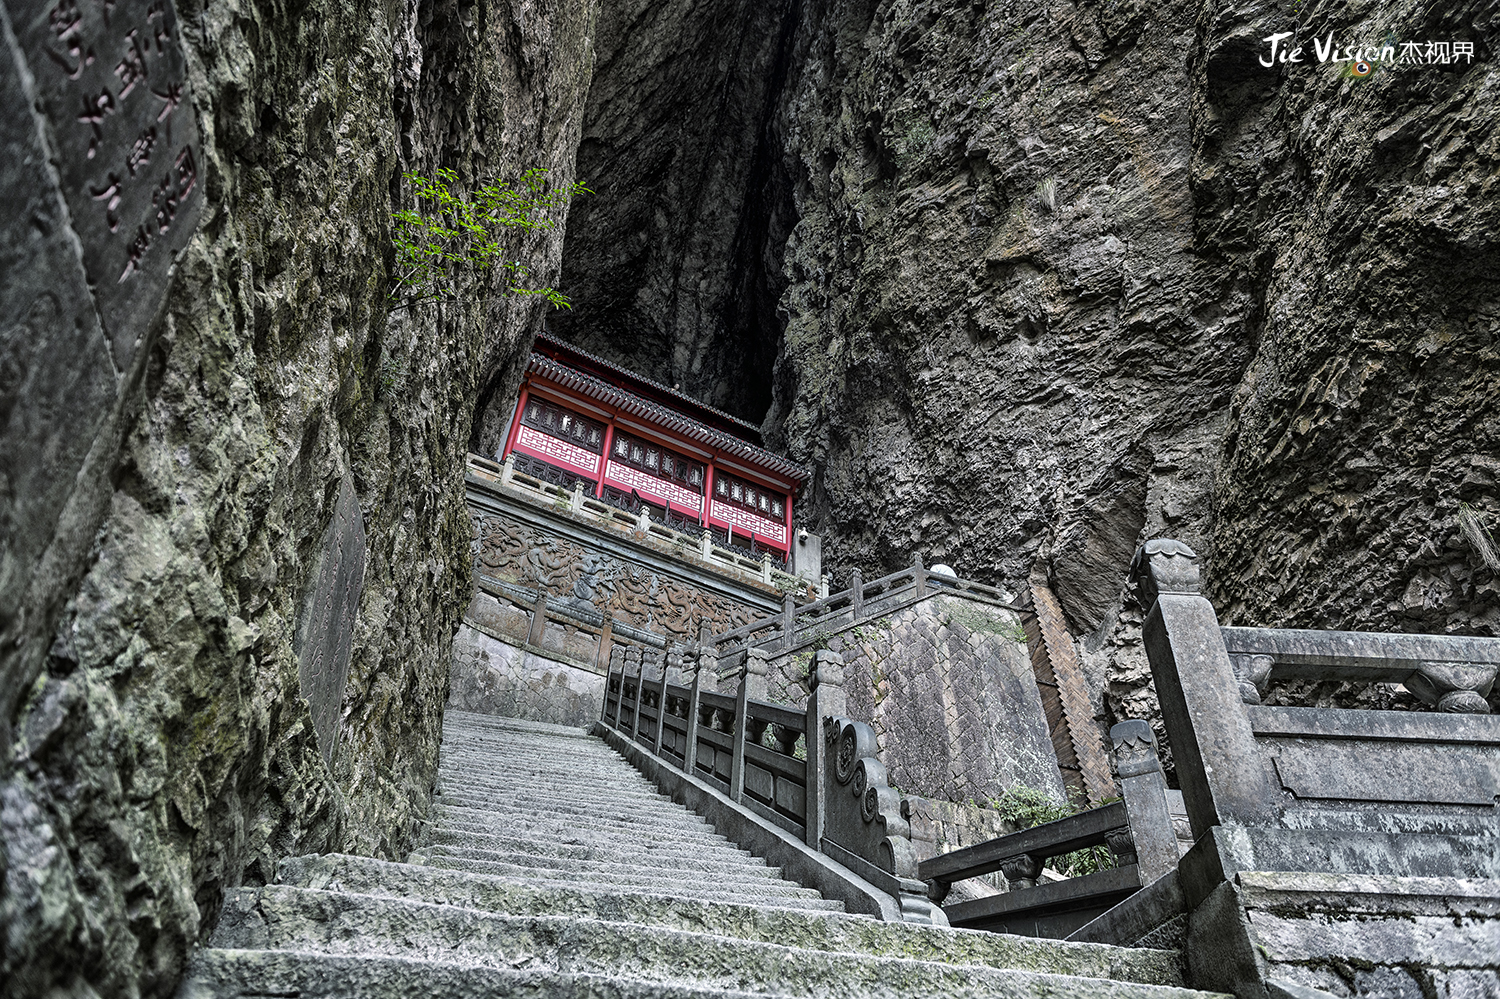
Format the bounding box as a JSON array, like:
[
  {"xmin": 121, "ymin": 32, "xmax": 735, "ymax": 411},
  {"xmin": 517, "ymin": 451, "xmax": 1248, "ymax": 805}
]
[{"xmin": 179, "ymin": 711, "xmax": 1230, "ymax": 999}]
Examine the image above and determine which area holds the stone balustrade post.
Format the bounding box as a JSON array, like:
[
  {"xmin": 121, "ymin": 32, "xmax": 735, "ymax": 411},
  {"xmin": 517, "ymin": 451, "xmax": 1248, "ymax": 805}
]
[
  {"xmin": 730, "ymin": 648, "xmax": 770, "ymax": 800},
  {"xmin": 527, "ymin": 591, "xmax": 548, "ymax": 647},
  {"xmin": 912, "ymin": 552, "xmax": 926, "ymax": 598},
  {"xmin": 781, "ymin": 593, "xmax": 796, "ymax": 650},
  {"xmin": 1130, "ymin": 539, "xmax": 1279, "ymax": 840},
  {"xmin": 1110, "ymin": 719, "xmax": 1181, "ymax": 885},
  {"xmin": 684, "ymin": 645, "xmax": 716, "ymax": 776},
  {"xmin": 805, "ymin": 649, "xmax": 846, "ymax": 848},
  {"xmin": 625, "ymin": 645, "xmax": 644, "ymax": 738},
  {"xmin": 652, "ymin": 649, "xmax": 671, "ymax": 751},
  {"xmin": 570, "ymin": 480, "xmax": 585, "ymax": 512},
  {"xmin": 849, "ymin": 568, "xmax": 864, "ymax": 621},
  {"xmin": 500, "ymin": 453, "xmax": 515, "ymax": 486}
]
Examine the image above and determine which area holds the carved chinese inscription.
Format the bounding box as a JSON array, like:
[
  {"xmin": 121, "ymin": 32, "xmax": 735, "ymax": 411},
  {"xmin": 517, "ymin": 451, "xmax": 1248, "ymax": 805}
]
[
  {"xmin": 9, "ymin": 0, "xmax": 203, "ymax": 369},
  {"xmin": 294, "ymin": 474, "xmax": 367, "ymax": 765}
]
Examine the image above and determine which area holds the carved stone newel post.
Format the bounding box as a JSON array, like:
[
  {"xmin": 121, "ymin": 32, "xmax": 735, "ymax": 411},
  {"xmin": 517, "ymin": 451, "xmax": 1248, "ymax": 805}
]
[
  {"xmin": 1130, "ymin": 539, "xmax": 1279, "ymax": 840},
  {"xmin": 816, "ymin": 695, "xmax": 948, "ymax": 924},
  {"xmin": 1110, "ymin": 719, "xmax": 1181, "ymax": 884}
]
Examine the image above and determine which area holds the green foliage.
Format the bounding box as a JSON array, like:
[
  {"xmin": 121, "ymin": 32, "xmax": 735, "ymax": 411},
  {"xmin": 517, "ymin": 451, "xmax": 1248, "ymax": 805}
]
[
  {"xmin": 987, "ymin": 787, "xmax": 1117, "ymax": 878},
  {"xmin": 389, "ymin": 167, "xmax": 590, "ymax": 311}
]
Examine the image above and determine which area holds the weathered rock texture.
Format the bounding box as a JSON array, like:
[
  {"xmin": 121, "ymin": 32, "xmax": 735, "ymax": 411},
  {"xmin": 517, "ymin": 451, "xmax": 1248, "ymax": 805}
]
[
  {"xmin": 546, "ymin": 0, "xmax": 1500, "ymax": 735},
  {"xmin": 546, "ymin": 0, "xmax": 801, "ymax": 419},
  {"xmin": 0, "ymin": 0, "xmax": 595, "ymax": 995},
  {"xmin": 755, "ymin": 593, "xmax": 1068, "ymax": 806}
]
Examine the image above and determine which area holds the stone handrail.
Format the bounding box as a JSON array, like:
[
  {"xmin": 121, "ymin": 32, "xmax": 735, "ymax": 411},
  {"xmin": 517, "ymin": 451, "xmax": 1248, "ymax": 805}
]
[
  {"xmin": 711, "ymin": 553, "xmax": 1024, "ymax": 663},
  {"xmin": 915, "ymin": 719, "xmax": 1179, "ymax": 935},
  {"xmin": 1130, "ymin": 536, "xmax": 1500, "ymax": 849},
  {"xmin": 600, "ymin": 645, "xmax": 945, "ymax": 924}
]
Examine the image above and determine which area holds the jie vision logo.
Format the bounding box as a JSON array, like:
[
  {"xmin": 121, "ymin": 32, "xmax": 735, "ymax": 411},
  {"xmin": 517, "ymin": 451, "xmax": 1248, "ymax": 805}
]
[{"xmin": 1260, "ymin": 31, "xmax": 1477, "ymax": 81}]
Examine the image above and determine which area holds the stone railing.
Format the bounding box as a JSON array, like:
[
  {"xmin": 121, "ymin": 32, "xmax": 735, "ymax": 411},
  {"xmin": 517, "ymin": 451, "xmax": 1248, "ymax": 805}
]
[
  {"xmin": 600, "ymin": 644, "xmax": 945, "ymax": 924},
  {"xmin": 1131, "ymin": 537, "xmax": 1500, "ymax": 847},
  {"xmin": 1102, "ymin": 537, "xmax": 1500, "ymax": 997},
  {"xmin": 468, "ymin": 453, "xmax": 817, "ymax": 595},
  {"xmin": 915, "ymin": 719, "xmax": 1180, "ymax": 938},
  {"xmin": 710, "ymin": 553, "xmax": 1022, "ymax": 669},
  {"xmin": 470, "ymin": 571, "xmax": 690, "ymax": 670}
]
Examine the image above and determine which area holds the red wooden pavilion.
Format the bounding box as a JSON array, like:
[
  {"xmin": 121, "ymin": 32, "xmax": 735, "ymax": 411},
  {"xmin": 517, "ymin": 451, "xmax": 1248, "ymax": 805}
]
[{"xmin": 499, "ymin": 334, "xmax": 809, "ymax": 566}]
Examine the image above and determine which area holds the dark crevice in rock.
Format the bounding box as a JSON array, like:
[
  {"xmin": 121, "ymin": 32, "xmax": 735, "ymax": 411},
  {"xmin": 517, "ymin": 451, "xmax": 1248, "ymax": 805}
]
[{"xmin": 544, "ymin": 0, "xmax": 808, "ymax": 424}]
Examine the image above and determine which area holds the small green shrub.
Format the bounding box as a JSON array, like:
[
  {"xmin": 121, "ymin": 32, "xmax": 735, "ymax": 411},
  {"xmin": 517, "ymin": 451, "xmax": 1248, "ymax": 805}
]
[{"xmin": 390, "ymin": 167, "xmax": 589, "ymax": 311}]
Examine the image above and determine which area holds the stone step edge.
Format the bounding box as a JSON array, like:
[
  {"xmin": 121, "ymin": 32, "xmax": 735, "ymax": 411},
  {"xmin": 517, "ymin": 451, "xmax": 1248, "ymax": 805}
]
[
  {"xmin": 213, "ymin": 889, "xmax": 1225, "ymax": 999},
  {"xmin": 411, "ymin": 847, "xmax": 794, "ymax": 882}
]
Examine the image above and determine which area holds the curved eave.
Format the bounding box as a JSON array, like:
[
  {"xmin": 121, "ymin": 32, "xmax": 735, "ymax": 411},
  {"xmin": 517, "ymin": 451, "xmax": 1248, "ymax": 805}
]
[{"xmin": 527, "ymin": 354, "xmax": 811, "ymax": 486}]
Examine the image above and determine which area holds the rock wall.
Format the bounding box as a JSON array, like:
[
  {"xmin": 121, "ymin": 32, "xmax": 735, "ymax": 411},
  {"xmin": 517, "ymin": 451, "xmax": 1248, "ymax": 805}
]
[
  {"xmin": 546, "ymin": 0, "xmax": 801, "ymax": 419},
  {"xmin": 0, "ymin": 0, "xmax": 597, "ymax": 995},
  {"xmin": 549, "ymin": 0, "xmax": 1500, "ymax": 734}
]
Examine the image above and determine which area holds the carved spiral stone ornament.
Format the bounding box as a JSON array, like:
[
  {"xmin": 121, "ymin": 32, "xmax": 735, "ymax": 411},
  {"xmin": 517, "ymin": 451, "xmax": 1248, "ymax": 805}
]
[
  {"xmin": 835, "ymin": 723, "xmax": 859, "ymax": 785},
  {"xmin": 862, "ymin": 785, "xmax": 880, "ymax": 823}
]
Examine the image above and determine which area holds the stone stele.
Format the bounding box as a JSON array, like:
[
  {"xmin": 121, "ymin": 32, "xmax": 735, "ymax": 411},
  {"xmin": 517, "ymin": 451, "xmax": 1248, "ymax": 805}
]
[{"xmin": 295, "ymin": 473, "xmax": 368, "ymax": 765}]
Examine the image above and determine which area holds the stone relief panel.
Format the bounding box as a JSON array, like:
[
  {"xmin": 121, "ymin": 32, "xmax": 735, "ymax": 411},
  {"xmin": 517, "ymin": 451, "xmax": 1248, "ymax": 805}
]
[{"xmin": 470, "ymin": 510, "xmax": 764, "ymax": 643}]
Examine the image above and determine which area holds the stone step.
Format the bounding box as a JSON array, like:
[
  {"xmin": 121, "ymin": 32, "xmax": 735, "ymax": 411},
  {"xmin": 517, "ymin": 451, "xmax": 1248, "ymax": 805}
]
[
  {"xmin": 433, "ymin": 809, "xmax": 732, "ymax": 846},
  {"xmin": 432, "ymin": 804, "xmax": 735, "ymax": 846},
  {"xmin": 432, "ymin": 797, "xmax": 716, "ymax": 831},
  {"xmin": 205, "ymin": 885, "xmax": 1225, "ymax": 999},
  {"xmin": 272, "ymin": 854, "xmax": 1203, "ymax": 984},
  {"xmin": 408, "ymin": 850, "xmax": 818, "ymax": 898},
  {"xmin": 441, "ymin": 712, "xmax": 599, "ymax": 738},
  {"xmin": 419, "ymin": 829, "xmax": 762, "ymax": 868},
  {"xmin": 434, "ymin": 751, "xmax": 656, "ymax": 772},
  {"xmin": 182, "ymin": 949, "xmax": 816, "ymax": 999},
  {"xmin": 436, "ymin": 745, "xmax": 632, "ymax": 766},
  {"xmin": 434, "ymin": 783, "xmax": 678, "ymax": 809},
  {"xmin": 435, "ymin": 772, "xmax": 670, "ymax": 795},
  {"xmin": 279, "ymin": 854, "xmax": 848, "ymax": 915}
]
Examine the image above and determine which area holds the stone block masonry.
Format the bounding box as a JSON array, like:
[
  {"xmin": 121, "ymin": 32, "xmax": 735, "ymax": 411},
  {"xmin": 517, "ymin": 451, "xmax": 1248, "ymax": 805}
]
[
  {"xmin": 758, "ymin": 593, "xmax": 1070, "ymax": 809},
  {"xmin": 449, "ymin": 620, "xmax": 606, "ymax": 729}
]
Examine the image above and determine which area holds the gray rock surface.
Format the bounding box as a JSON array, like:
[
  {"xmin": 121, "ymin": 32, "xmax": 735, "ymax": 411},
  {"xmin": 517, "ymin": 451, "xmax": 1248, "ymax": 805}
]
[
  {"xmin": 180, "ymin": 710, "xmax": 1226, "ymax": 999},
  {"xmin": 535, "ymin": 0, "xmax": 1500, "ymax": 733},
  {"xmin": 0, "ymin": 0, "xmax": 596, "ymax": 995}
]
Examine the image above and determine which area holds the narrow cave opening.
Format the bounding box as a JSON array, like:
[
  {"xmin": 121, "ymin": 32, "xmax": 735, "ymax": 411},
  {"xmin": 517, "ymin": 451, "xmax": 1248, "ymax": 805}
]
[{"xmin": 541, "ymin": 0, "xmax": 806, "ymax": 427}]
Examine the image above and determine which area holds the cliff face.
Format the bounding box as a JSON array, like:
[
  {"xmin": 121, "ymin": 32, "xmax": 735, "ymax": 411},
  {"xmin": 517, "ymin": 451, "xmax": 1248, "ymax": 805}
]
[
  {"xmin": 0, "ymin": 0, "xmax": 595, "ymax": 995},
  {"xmin": 1194, "ymin": 1, "xmax": 1500, "ymax": 646},
  {"xmin": 543, "ymin": 0, "xmax": 801, "ymax": 421},
  {"xmin": 552, "ymin": 0, "xmax": 1500, "ymax": 729}
]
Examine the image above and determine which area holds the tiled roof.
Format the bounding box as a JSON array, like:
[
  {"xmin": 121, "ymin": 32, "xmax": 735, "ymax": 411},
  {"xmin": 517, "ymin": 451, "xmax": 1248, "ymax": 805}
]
[
  {"xmin": 527, "ymin": 351, "xmax": 811, "ymax": 484},
  {"xmin": 534, "ymin": 332, "xmax": 763, "ymax": 437}
]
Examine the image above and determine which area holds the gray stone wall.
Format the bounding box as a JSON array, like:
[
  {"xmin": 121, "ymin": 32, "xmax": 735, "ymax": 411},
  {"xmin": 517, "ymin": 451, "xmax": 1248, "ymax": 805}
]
[
  {"xmin": 449, "ymin": 623, "xmax": 606, "ymax": 730},
  {"xmin": 758, "ymin": 593, "xmax": 1069, "ymax": 808}
]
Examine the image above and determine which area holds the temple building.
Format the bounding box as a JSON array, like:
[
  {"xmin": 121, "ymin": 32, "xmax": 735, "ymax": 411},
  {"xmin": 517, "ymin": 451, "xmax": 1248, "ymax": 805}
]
[
  {"xmin": 453, "ymin": 334, "xmax": 820, "ymax": 727},
  {"xmin": 499, "ymin": 334, "xmax": 804, "ymax": 567}
]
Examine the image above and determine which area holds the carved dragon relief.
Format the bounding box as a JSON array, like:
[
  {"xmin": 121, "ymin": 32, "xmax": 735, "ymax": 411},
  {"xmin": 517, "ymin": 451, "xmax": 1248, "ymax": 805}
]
[{"xmin": 470, "ymin": 510, "xmax": 767, "ymax": 641}]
